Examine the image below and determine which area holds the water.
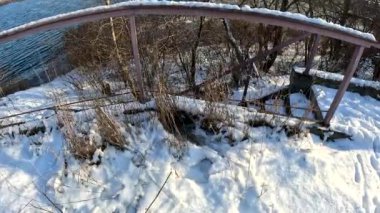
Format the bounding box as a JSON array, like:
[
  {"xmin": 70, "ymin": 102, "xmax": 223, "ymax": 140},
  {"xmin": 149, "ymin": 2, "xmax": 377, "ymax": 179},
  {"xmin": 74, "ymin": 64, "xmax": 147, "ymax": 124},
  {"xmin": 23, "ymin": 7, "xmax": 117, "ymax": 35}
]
[{"xmin": 0, "ymin": 0, "xmax": 104, "ymax": 84}]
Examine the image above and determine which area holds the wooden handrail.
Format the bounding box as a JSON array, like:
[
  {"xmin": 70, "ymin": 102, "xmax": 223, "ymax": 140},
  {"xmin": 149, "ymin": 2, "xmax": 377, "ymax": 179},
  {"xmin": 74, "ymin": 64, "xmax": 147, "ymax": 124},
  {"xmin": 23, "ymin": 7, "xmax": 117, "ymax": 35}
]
[
  {"xmin": 370, "ymin": 41, "xmax": 380, "ymax": 49},
  {"xmin": 0, "ymin": 2, "xmax": 379, "ymax": 49}
]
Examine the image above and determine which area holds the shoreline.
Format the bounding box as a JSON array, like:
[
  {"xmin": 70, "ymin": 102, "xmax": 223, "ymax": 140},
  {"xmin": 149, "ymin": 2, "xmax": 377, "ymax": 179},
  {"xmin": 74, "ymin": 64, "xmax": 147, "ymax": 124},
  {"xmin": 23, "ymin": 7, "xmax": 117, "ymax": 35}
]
[{"xmin": 0, "ymin": 54, "xmax": 73, "ymax": 96}]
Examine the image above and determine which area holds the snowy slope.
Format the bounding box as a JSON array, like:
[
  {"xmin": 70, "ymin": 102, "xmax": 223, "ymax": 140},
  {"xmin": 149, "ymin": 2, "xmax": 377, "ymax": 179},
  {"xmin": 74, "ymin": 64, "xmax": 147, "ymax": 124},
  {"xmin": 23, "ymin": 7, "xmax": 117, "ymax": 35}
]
[{"xmin": 0, "ymin": 77, "xmax": 379, "ymax": 212}]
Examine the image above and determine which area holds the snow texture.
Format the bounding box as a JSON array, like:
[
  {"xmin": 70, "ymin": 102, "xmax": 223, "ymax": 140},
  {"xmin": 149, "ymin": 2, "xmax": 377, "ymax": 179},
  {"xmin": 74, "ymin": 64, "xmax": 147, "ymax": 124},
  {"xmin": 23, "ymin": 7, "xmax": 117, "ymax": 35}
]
[
  {"xmin": 0, "ymin": 1, "xmax": 376, "ymax": 42},
  {"xmin": 231, "ymin": 75, "xmax": 289, "ymax": 101}
]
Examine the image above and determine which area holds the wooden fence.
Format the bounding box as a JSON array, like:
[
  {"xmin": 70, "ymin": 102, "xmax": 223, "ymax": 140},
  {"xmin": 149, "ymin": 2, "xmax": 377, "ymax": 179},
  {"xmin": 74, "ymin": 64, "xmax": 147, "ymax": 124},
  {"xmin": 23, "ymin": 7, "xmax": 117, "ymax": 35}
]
[{"xmin": 0, "ymin": 1, "xmax": 379, "ymax": 125}]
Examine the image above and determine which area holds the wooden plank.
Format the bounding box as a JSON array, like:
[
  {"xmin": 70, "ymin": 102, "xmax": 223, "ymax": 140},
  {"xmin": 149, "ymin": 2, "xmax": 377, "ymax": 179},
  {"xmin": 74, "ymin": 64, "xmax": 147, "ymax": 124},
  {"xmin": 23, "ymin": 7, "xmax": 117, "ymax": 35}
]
[
  {"xmin": 323, "ymin": 45, "xmax": 364, "ymax": 125},
  {"xmin": 309, "ymin": 89, "xmax": 324, "ymax": 121},
  {"xmin": 294, "ymin": 67, "xmax": 380, "ymax": 100},
  {"xmin": 129, "ymin": 16, "xmax": 146, "ymax": 102},
  {"xmin": 283, "ymin": 91, "xmax": 292, "ymax": 117}
]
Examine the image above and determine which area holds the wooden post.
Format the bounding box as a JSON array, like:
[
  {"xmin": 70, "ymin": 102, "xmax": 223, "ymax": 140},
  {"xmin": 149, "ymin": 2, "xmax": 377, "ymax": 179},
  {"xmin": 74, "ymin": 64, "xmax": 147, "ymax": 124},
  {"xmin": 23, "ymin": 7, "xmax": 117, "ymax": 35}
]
[
  {"xmin": 323, "ymin": 45, "xmax": 364, "ymax": 125},
  {"xmin": 304, "ymin": 34, "xmax": 320, "ymax": 74},
  {"xmin": 240, "ymin": 75, "xmax": 251, "ymax": 106},
  {"xmin": 240, "ymin": 62, "xmax": 258, "ymax": 105},
  {"xmin": 129, "ymin": 16, "xmax": 146, "ymax": 102}
]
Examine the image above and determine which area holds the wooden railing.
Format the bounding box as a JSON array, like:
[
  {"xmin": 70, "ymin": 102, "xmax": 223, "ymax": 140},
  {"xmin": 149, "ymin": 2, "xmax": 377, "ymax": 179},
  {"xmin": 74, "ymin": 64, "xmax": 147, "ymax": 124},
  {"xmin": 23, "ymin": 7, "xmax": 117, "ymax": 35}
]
[{"xmin": 0, "ymin": 1, "xmax": 379, "ymax": 125}]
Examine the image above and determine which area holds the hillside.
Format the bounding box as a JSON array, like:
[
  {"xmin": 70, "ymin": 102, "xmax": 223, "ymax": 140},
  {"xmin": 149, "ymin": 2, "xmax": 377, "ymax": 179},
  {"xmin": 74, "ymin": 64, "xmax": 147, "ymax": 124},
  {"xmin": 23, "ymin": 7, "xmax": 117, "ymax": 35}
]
[{"xmin": 0, "ymin": 73, "xmax": 379, "ymax": 212}]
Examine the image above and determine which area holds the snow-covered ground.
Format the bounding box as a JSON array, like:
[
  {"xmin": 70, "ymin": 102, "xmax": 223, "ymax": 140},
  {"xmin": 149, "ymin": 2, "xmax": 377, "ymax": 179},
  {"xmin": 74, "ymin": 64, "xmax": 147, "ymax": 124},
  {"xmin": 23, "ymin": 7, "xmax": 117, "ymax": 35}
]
[
  {"xmin": 0, "ymin": 75, "xmax": 380, "ymax": 213},
  {"xmin": 289, "ymin": 93, "xmax": 314, "ymax": 119},
  {"xmin": 231, "ymin": 75, "xmax": 289, "ymax": 101}
]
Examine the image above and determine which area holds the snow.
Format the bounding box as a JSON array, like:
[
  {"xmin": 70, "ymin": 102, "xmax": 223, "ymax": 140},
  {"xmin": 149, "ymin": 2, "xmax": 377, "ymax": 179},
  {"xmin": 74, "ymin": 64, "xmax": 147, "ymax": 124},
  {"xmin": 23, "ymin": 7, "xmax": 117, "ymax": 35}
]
[
  {"xmin": 295, "ymin": 66, "xmax": 380, "ymax": 90},
  {"xmin": 313, "ymin": 85, "xmax": 380, "ymax": 138},
  {"xmin": 231, "ymin": 75, "xmax": 289, "ymax": 101},
  {"xmin": 0, "ymin": 1, "xmax": 376, "ymax": 43},
  {"xmin": 0, "ymin": 74, "xmax": 380, "ymax": 212},
  {"xmin": 289, "ymin": 93, "xmax": 314, "ymax": 119}
]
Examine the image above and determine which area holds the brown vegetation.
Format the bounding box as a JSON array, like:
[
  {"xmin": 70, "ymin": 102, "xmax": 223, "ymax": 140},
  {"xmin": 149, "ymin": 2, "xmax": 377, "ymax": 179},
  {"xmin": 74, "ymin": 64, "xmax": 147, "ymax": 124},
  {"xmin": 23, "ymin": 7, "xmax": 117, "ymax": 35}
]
[
  {"xmin": 57, "ymin": 109, "xmax": 97, "ymax": 160},
  {"xmin": 95, "ymin": 107, "xmax": 127, "ymax": 150}
]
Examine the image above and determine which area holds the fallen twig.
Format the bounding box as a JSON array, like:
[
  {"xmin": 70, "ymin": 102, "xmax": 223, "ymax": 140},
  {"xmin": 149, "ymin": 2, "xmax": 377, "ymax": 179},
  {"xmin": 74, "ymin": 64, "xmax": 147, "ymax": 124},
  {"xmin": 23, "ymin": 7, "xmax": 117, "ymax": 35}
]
[{"xmin": 145, "ymin": 170, "xmax": 173, "ymax": 213}]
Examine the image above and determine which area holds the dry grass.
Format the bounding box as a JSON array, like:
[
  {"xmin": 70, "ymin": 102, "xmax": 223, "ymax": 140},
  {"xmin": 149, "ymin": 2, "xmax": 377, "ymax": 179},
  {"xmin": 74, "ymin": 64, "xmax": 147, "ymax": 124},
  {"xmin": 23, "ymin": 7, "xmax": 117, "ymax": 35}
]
[
  {"xmin": 154, "ymin": 77, "xmax": 180, "ymax": 135},
  {"xmin": 57, "ymin": 109, "xmax": 96, "ymax": 160},
  {"xmin": 50, "ymin": 87, "xmax": 97, "ymax": 160},
  {"xmin": 201, "ymin": 76, "xmax": 234, "ymax": 126},
  {"xmin": 64, "ymin": 17, "xmax": 132, "ymax": 69},
  {"xmin": 95, "ymin": 107, "xmax": 126, "ymax": 150}
]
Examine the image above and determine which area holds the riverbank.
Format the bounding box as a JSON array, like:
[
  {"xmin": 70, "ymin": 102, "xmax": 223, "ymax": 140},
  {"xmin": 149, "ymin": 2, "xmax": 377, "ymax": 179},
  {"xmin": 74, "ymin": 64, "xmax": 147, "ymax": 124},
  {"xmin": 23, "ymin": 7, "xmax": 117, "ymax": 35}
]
[
  {"xmin": 0, "ymin": 54, "xmax": 73, "ymax": 96},
  {"xmin": 0, "ymin": 0, "xmax": 99, "ymax": 89}
]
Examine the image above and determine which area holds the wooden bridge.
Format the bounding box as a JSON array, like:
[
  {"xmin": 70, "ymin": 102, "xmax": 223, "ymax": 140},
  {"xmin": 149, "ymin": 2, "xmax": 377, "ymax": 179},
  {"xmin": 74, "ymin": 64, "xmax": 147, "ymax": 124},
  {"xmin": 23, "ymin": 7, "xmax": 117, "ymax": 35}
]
[{"xmin": 0, "ymin": 1, "xmax": 379, "ymax": 125}]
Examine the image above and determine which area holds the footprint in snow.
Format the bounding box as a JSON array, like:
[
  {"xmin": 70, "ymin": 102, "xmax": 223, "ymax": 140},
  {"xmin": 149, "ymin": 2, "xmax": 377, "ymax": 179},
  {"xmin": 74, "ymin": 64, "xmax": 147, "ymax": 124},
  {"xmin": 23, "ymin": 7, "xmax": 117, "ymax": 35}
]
[
  {"xmin": 238, "ymin": 187, "xmax": 260, "ymax": 212},
  {"xmin": 373, "ymin": 197, "xmax": 380, "ymax": 213},
  {"xmin": 186, "ymin": 158, "xmax": 212, "ymax": 183},
  {"xmin": 356, "ymin": 154, "xmax": 371, "ymax": 213},
  {"xmin": 370, "ymin": 156, "xmax": 380, "ymax": 179},
  {"xmin": 373, "ymin": 139, "xmax": 380, "ymax": 158},
  {"xmin": 354, "ymin": 162, "xmax": 361, "ymax": 183}
]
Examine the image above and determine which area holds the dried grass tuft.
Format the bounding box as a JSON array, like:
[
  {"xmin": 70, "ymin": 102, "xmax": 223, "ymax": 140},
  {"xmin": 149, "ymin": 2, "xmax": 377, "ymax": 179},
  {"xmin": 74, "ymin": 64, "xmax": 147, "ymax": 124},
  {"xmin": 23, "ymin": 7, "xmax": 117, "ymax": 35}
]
[
  {"xmin": 95, "ymin": 107, "xmax": 126, "ymax": 150},
  {"xmin": 57, "ymin": 109, "xmax": 96, "ymax": 160}
]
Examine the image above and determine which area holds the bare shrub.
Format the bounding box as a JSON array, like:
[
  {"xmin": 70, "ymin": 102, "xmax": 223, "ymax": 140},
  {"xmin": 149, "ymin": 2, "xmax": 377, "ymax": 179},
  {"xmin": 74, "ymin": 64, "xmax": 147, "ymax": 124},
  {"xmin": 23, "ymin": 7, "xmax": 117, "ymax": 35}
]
[{"xmin": 64, "ymin": 17, "xmax": 131, "ymax": 69}]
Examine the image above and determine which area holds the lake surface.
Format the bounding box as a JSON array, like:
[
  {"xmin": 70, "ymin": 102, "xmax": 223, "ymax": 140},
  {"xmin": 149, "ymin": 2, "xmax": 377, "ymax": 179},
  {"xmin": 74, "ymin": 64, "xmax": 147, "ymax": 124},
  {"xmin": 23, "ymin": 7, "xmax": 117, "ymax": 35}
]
[{"xmin": 0, "ymin": 0, "xmax": 105, "ymax": 85}]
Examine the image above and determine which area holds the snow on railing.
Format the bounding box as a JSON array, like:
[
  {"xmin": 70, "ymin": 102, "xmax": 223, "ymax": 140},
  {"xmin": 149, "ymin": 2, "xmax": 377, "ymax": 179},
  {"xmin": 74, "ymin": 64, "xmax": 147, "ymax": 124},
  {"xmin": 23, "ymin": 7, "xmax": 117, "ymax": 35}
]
[
  {"xmin": 0, "ymin": 1, "xmax": 377, "ymax": 45},
  {"xmin": 295, "ymin": 67, "xmax": 380, "ymax": 90}
]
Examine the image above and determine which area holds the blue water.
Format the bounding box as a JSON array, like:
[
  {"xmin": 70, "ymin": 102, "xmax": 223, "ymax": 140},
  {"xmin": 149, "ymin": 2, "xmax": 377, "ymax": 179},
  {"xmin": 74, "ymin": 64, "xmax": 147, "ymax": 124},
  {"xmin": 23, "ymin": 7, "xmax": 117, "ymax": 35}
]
[{"xmin": 0, "ymin": 0, "xmax": 104, "ymax": 84}]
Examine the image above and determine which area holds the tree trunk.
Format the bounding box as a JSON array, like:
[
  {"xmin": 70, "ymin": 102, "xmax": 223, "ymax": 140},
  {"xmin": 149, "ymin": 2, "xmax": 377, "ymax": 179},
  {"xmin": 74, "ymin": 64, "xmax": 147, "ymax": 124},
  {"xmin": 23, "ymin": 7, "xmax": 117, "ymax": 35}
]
[
  {"xmin": 223, "ymin": 19, "xmax": 245, "ymax": 87},
  {"xmin": 189, "ymin": 17, "xmax": 205, "ymax": 94},
  {"xmin": 104, "ymin": 0, "xmax": 121, "ymax": 64},
  {"xmin": 261, "ymin": 0, "xmax": 288, "ymax": 73},
  {"xmin": 330, "ymin": 0, "xmax": 352, "ymax": 67}
]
